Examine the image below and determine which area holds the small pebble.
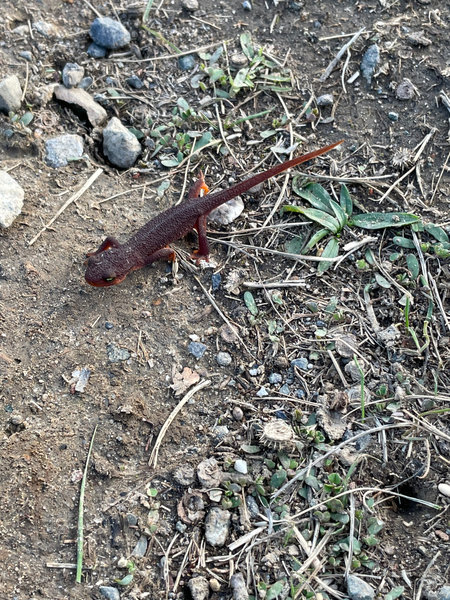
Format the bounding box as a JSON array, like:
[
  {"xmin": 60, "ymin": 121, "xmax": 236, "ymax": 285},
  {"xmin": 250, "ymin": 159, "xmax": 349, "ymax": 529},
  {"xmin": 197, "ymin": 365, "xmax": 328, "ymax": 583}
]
[
  {"xmin": 173, "ymin": 464, "xmax": 196, "ymax": 486},
  {"xmin": 246, "ymin": 495, "xmax": 259, "ymax": 518},
  {"xmin": 188, "ymin": 576, "xmax": 209, "ymax": 600},
  {"xmin": 268, "ymin": 372, "xmax": 282, "ymax": 384},
  {"xmin": 10, "ymin": 414, "xmax": 24, "ymax": 426},
  {"xmin": 279, "ymin": 384, "xmax": 290, "ymax": 395},
  {"xmin": 360, "ymin": 44, "xmax": 380, "ymax": 84},
  {"xmin": 275, "ymin": 410, "xmax": 288, "ymax": 420},
  {"xmin": 33, "ymin": 20, "xmax": 58, "ymax": 37},
  {"xmin": 295, "ymin": 389, "xmax": 305, "ymax": 398},
  {"xmin": 256, "ymin": 387, "xmax": 269, "ymax": 398},
  {"xmin": 205, "ymin": 507, "xmax": 231, "ymax": 547},
  {"xmin": 19, "ymin": 50, "xmax": 33, "ymax": 61},
  {"xmin": 347, "ymin": 574, "xmax": 375, "ymax": 600},
  {"xmin": 396, "ymin": 78, "xmax": 416, "ymax": 100},
  {"xmin": 181, "ymin": 0, "xmax": 199, "ymax": 10},
  {"xmin": 79, "ymin": 76, "xmax": 93, "ymax": 90},
  {"xmin": 106, "ymin": 343, "xmax": 130, "ymax": 362},
  {"xmin": 0, "ymin": 75, "xmax": 22, "ymax": 113},
  {"xmin": 232, "ymin": 406, "xmax": 243, "ymax": 421},
  {"xmin": 316, "ymin": 94, "xmax": 334, "ymax": 107},
  {"xmin": 126, "ymin": 75, "xmax": 144, "ymax": 89},
  {"xmin": 209, "ymin": 197, "xmax": 244, "ymax": 226},
  {"xmin": 131, "ymin": 535, "xmax": 148, "ymax": 558},
  {"xmin": 178, "ymin": 54, "xmax": 196, "ymax": 71},
  {"xmin": 335, "ymin": 334, "xmax": 358, "ymax": 358},
  {"xmin": 103, "ymin": 116, "xmax": 141, "ymax": 169},
  {"xmin": 211, "ymin": 273, "xmax": 221, "ymax": 291},
  {"xmin": 209, "ymin": 578, "xmax": 221, "ymax": 592},
  {"xmin": 126, "ymin": 513, "xmax": 138, "ymax": 526},
  {"xmin": 90, "ymin": 16, "xmax": 131, "ymax": 49},
  {"xmin": 388, "ymin": 111, "xmax": 399, "ymax": 121},
  {"xmin": 230, "ymin": 52, "xmax": 248, "ymax": 69},
  {"xmin": 0, "ymin": 171, "xmax": 24, "ymax": 228},
  {"xmin": 197, "ymin": 457, "xmax": 222, "ymax": 488},
  {"xmin": 176, "ymin": 521, "xmax": 187, "ymax": 533},
  {"xmin": 189, "ymin": 341, "xmax": 207, "ymax": 359},
  {"xmin": 87, "ymin": 43, "xmax": 107, "ymax": 58},
  {"xmin": 99, "ymin": 587, "xmax": 120, "ymax": 600},
  {"xmin": 62, "ymin": 62, "xmax": 84, "ymax": 88},
  {"xmin": 54, "ymin": 85, "xmax": 107, "ymax": 127},
  {"xmin": 291, "ymin": 357, "xmax": 308, "ymax": 370},
  {"xmin": 212, "ymin": 425, "xmax": 229, "ymax": 442},
  {"xmin": 117, "ymin": 557, "xmax": 128, "ymax": 568},
  {"xmin": 438, "ymin": 483, "xmax": 450, "ymax": 498},
  {"xmin": 242, "ymin": 0, "xmax": 252, "ymax": 9},
  {"xmin": 437, "ymin": 587, "xmax": 450, "ymax": 600},
  {"xmin": 234, "ymin": 459, "xmax": 248, "ymax": 474},
  {"xmin": 105, "ymin": 321, "xmax": 114, "ymax": 330},
  {"xmin": 45, "ymin": 134, "xmax": 84, "ymax": 168},
  {"xmin": 216, "ymin": 351, "xmax": 232, "ymax": 366}
]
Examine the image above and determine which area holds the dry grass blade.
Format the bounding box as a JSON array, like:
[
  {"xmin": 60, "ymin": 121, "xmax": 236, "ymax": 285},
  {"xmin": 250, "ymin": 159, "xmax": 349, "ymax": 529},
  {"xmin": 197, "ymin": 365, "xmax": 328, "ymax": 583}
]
[
  {"xmin": 149, "ymin": 379, "xmax": 211, "ymax": 468},
  {"xmin": 320, "ymin": 28, "xmax": 366, "ymax": 81}
]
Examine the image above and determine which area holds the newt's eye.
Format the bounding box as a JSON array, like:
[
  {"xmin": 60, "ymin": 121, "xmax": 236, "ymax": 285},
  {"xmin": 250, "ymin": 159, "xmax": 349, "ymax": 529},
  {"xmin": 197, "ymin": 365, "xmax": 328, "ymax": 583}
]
[{"xmin": 104, "ymin": 276, "xmax": 115, "ymax": 282}]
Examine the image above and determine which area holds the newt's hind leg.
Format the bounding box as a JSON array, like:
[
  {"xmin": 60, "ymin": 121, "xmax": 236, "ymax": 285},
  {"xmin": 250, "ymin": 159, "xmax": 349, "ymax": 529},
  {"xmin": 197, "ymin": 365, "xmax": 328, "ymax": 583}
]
[
  {"xmin": 191, "ymin": 214, "xmax": 210, "ymax": 262},
  {"xmin": 143, "ymin": 247, "xmax": 176, "ymax": 267}
]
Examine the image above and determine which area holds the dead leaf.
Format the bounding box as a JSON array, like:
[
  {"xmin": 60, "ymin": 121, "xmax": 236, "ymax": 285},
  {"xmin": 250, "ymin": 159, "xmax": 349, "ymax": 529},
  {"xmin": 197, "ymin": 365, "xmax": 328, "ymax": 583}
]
[{"xmin": 170, "ymin": 366, "xmax": 200, "ymax": 396}]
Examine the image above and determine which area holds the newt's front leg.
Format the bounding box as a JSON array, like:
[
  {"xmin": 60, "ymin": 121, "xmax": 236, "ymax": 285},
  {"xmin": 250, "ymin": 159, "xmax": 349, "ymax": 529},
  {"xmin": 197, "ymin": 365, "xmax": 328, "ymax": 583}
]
[
  {"xmin": 142, "ymin": 247, "xmax": 176, "ymax": 268},
  {"xmin": 192, "ymin": 214, "xmax": 210, "ymax": 262},
  {"xmin": 86, "ymin": 236, "xmax": 121, "ymax": 257}
]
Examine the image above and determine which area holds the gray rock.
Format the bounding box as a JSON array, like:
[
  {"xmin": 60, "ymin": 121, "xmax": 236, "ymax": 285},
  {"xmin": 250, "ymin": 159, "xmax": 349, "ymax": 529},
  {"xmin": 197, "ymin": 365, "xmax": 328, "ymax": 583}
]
[
  {"xmin": 205, "ymin": 507, "xmax": 231, "ymax": 547},
  {"xmin": 316, "ymin": 94, "xmax": 334, "ymax": 106},
  {"xmin": 0, "ymin": 75, "xmax": 22, "ymax": 113},
  {"xmin": 279, "ymin": 384, "xmax": 290, "ymax": 395},
  {"xmin": 181, "ymin": 0, "xmax": 199, "ymax": 10},
  {"xmin": 437, "ymin": 587, "xmax": 450, "ymax": 600},
  {"xmin": 347, "ymin": 575, "xmax": 375, "ymax": 600},
  {"xmin": 33, "ymin": 20, "xmax": 59, "ymax": 37},
  {"xmin": 79, "ymin": 76, "xmax": 93, "ymax": 90},
  {"xmin": 197, "ymin": 457, "xmax": 222, "ymax": 488},
  {"xmin": 216, "ymin": 351, "xmax": 232, "ymax": 366},
  {"xmin": 44, "ymin": 134, "xmax": 84, "ymax": 168},
  {"xmin": 19, "ymin": 51, "xmax": 33, "ymax": 62},
  {"xmin": 246, "ymin": 495, "xmax": 259, "ymax": 518},
  {"xmin": 396, "ymin": 78, "xmax": 416, "ymax": 100},
  {"xmin": 54, "ymin": 85, "xmax": 107, "ymax": 126},
  {"xmin": 178, "ymin": 54, "xmax": 196, "ymax": 71},
  {"xmin": 388, "ymin": 111, "xmax": 399, "ymax": 121},
  {"xmin": 62, "ymin": 63, "xmax": 85, "ymax": 88},
  {"xmin": 360, "ymin": 44, "xmax": 380, "ymax": 84},
  {"xmin": 230, "ymin": 572, "xmax": 249, "ymax": 600},
  {"xmin": 87, "ymin": 43, "xmax": 107, "ymax": 58},
  {"xmin": 232, "ymin": 406, "xmax": 243, "ymax": 421},
  {"xmin": 106, "ymin": 343, "xmax": 130, "ymax": 362},
  {"xmin": 90, "ymin": 17, "xmax": 130, "ymax": 49},
  {"xmin": 103, "ymin": 117, "xmax": 141, "ymax": 169},
  {"xmin": 126, "ymin": 513, "xmax": 138, "ymax": 526},
  {"xmin": 212, "ymin": 425, "xmax": 229, "ymax": 441},
  {"xmin": 256, "ymin": 387, "xmax": 268, "ymax": 398},
  {"xmin": 242, "ymin": 0, "xmax": 252, "ymax": 10},
  {"xmin": 188, "ymin": 576, "xmax": 209, "ymax": 600},
  {"xmin": 99, "ymin": 587, "xmax": 120, "ymax": 600},
  {"xmin": 291, "ymin": 357, "xmax": 308, "ymax": 370},
  {"xmin": 344, "ymin": 361, "xmax": 362, "ymax": 382},
  {"xmin": 234, "ymin": 459, "xmax": 248, "ymax": 474},
  {"xmin": 189, "ymin": 341, "xmax": 207, "ymax": 358},
  {"xmin": 0, "ymin": 171, "xmax": 24, "ymax": 228},
  {"xmin": 230, "ymin": 53, "xmax": 248, "ymax": 70},
  {"xmin": 126, "ymin": 75, "xmax": 144, "ymax": 89},
  {"xmin": 209, "ymin": 197, "xmax": 244, "ymax": 225},
  {"xmin": 131, "ymin": 534, "xmax": 148, "ymax": 557},
  {"xmin": 335, "ymin": 333, "xmax": 358, "ymax": 358}
]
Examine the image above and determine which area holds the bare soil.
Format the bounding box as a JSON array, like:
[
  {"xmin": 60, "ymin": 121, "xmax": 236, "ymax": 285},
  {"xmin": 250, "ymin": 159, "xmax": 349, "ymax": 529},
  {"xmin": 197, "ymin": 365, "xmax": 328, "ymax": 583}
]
[{"xmin": 0, "ymin": 1, "xmax": 449, "ymax": 599}]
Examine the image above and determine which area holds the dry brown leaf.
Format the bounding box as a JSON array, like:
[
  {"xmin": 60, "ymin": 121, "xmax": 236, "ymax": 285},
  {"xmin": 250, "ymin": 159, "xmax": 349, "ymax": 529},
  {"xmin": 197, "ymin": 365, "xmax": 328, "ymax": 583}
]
[{"xmin": 170, "ymin": 366, "xmax": 200, "ymax": 396}]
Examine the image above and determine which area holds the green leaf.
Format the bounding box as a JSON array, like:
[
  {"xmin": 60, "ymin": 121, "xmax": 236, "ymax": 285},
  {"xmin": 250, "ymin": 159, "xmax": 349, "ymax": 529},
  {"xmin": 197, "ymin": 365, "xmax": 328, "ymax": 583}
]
[
  {"xmin": 157, "ymin": 180, "xmax": 170, "ymax": 197},
  {"xmin": 367, "ymin": 517, "xmax": 384, "ymax": 535},
  {"xmin": 160, "ymin": 157, "xmax": 180, "ymax": 167},
  {"xmin": 20, "ymin": 111, "xmax": 34, "ymax": 126},
  {"xmin": 240, "ymin": 32, "xmax": 254, "ymax": 59},
  {"xmin": 244, "ymin": 291, "xmax": 258, "ymax": 316},
  {"xmin": 292, "ymin": 181, "xmax": 335, "ymax": 215},
  {"xmin": 270, "ymin": 469, "xmax": 287, "ymax": 489},
  {"xmin": 350, "ymin": 212, "xmax": 419, "ymax": 229},
  {"xmin": 231, "ymin": 68, "xmax": 251, "ymax": 93},
  {"xmin": 260, "ymin": 129, "xmax": 277, "ymax": 139},
  {"xmin": 385, "ymin": 587, "xmax": 405, "ymax": 600},
  {"xmin": 177, "ymin": 97, "xmax": 190, "ymax": 111},
  {"xmin": 393, "ymin": 235, "xmax": 415, "ymax": 249},
  {"xmin": 241, "ymin": 444, "xmax": 260, "ymax": 453},
  {"xmin": 375, "ymin": 273, "xmax": 391, "ymax": 288},
  {"xmin": 303, "ymin": 228, "xmax": 330, "ymax": 252},
  {"xmin": 193, "ymin": 131, "xmax": 212, "ymax": 152},
  {"xmin": 209, "ymin": 46, "xmax": 223, "ymax": 65},
  {"xmin": 266, "ymin": 580, "xmax": 285, "ymax": 600},
  {"xmin": 285, "ymin": 235, "xmax": 304, "ymax": 254},
  {"xmin": 318, "ymin": 238, "xmax": 339, "ymax": 274},
  {"xmin": 286, "ymin": 206, "xmax": 340, "ymax": 233},
  {"xmin": 424, "ymin": 223, "xmax": 449, "ymax": 243},
  {"xmin": 331, "ymin": 512, "xmax": 349, "ymax": 524},
  {"xmin": 340, "ymin": 183, "xmax": 353, "ymax": 217},
  {"xmin": 406, "ymin": 254, "xmax": 420, "ymax": 279},
  {"xmin": 116, "ymin": 574, "xmax": 133, "ymax": 586},
  {"xmin": 304, "ymin": 475, "xmax": 321, "ymax": 490}
]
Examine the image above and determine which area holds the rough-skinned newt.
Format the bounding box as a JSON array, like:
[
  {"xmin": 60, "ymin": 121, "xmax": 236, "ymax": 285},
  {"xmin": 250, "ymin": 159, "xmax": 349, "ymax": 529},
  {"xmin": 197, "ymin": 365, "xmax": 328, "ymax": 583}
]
[{"xmin": 85, "ymin": 140, "xmax": 343, "ymax": 287}]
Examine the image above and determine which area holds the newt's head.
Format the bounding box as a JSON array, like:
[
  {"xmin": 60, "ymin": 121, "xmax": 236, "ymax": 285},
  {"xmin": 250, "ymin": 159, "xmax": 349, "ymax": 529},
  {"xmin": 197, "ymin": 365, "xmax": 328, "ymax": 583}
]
[{"xmin": 85, "ymin": 249, "xmax": 130, "ymax": 287}]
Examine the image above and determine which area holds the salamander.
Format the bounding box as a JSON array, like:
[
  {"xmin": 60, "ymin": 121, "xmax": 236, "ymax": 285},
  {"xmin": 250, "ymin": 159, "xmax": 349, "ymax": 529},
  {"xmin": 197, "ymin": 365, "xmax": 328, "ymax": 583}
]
[{"xmin": 85, "ymin": 140, "xmax": 342, "ymax": 287}]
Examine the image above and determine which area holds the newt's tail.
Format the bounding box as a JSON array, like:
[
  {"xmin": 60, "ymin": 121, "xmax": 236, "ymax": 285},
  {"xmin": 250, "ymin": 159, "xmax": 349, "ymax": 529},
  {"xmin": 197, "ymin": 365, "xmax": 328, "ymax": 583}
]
[{"xmin": 203, "ymin": 139, "xmax": 344, "ymax": 211}]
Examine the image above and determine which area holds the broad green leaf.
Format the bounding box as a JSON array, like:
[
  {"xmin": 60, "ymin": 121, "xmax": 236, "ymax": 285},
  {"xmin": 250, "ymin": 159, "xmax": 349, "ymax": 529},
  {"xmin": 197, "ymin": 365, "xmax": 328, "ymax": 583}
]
[
  {"xmin": 260, "ymin": 129, "xmax": 277, "ymax": 139},
  {"xmin": 209, "ymin": 46, "xmax": 223, "ymax": 65},
  {"xmin": 292, "ymin": 181, "xmax": 335, "ymax": 215},
  {"xmin": 116, "ymin": 574, "xmax": 133, "ymax": 586},
  {"xmin": 20, "ymin": 112, "xmax": 34, "ymax": 126},
  {"xmin": 177, "ymin": 97, "xmax": 190, "ymax": 111},
  {"xmin": 285, "ymin": 206, "xmax": 340, "ymax": 233},
  {"xmin": 385, "ymin": 587, "xmax": 405, "ymax": 600},
  {"xmin": 241, "ymin": 444, "xmax": 261, "ymax": 453},
  {"xmin": 340, "ymin": 183, "xmax": 353, "ymax": 217},
  {"xmin": 350, "ymin": 212, "xmax": 419, "ymax": 229},
  {"xmin": 193, "ymin": 131, "xmax": 212, "ymax": 152},
  {"xmin": 375, "ymin": 273, "xmax": 391, "ymax": 288},
  {"xmin": 270, "ymin": 469, "xmax": 287, "ymax": 489},
  {"xmin": 244, "ymin": 291, "xmax": 258, "ymax": 316},
  {"xmin": 160, "ymin": 157, "xmax": 180, "ymax": 167},
  {"xmin": 285, "ymin": 235, "xmax": 304, "ymax": 254},
  {"xmin": 157, "ymin": 180, "xmax": 170, "ymax": 197},
  {"xmin": 231, "ymin": 68, "xmax": 251, "ymax": 93},
  {"xmin": 367, "ymin": 517, "xmax": 384, "ymax": 535},
  {"xmin": 425, "ymin": 223, "xmax": 449, "ymax": 243},
  {"xmin": 303, "ymin": 228, "xmax": 330, "ymax": 252},
  {"xmin": 304, "ymin": 475, "xmax": 321, "ymax": 490},
  {"xmin": 266, "ymin": 581, "xmax": 285, "ymax": 600},
  {"xmin": 240, "ymin": 32, "xmax": 254, "ymax": 59},
  {"xmin": 406, "ymin": 254, "xmax": 420, "ymax": 279},
  {"xmin": 318, "ymin": 238, "xmax": 339, "ymax": 274},
  {"xmin": 393, "ymin": 235, "xmax": 415, "ymax": 249},
  {"xmin": 331, "ymin": 512, "xmax": 349, "ymax": 524}
]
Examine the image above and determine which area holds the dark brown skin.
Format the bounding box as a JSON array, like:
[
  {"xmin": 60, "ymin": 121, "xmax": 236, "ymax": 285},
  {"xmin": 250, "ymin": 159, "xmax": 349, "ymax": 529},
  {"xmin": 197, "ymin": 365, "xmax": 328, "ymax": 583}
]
[{"xmin": 85, "ymin": 140, "xmax": 343, "ymax": 287}]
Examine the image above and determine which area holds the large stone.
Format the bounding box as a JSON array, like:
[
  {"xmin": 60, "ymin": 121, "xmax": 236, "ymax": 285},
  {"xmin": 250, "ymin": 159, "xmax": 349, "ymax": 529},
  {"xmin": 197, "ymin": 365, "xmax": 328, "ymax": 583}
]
[
  {"xmin": 0, "ymin": 75, "xmax": 22, "ymax": 113},
  {"xmin": 103, "ymin": 117, "xmax": 141, "ymax": 169},
  {"xmin": 0, "ymin": 171, "xmax": 25, "ymax": 228},
  {"xmin": 54, "ymin": 85, "xmax": 107, "ymax": 126}
]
